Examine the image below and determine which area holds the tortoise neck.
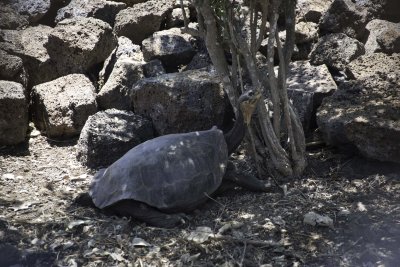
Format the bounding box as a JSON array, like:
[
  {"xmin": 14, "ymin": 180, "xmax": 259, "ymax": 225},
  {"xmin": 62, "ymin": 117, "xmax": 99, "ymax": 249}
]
[{"xmin": 224, "ymin": 108, "xmax": 245, "ymax": 155}]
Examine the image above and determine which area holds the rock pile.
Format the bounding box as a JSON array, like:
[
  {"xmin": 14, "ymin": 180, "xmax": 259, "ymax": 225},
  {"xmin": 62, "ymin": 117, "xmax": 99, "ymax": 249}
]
[{"xmin": 0, "ymin": 0, "xmax": 399, "ymax": 165}]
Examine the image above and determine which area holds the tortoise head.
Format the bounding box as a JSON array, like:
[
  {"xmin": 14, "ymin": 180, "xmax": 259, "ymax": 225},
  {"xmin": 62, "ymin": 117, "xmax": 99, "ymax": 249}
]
[{"xmin": 239, "ymin": 89, "xmax": 261, "ymax": 125}]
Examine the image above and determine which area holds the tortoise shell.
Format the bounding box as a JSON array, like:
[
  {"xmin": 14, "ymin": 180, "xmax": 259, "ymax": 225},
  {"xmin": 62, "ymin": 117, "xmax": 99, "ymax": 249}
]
[{"xmin": 89, "ymin": 127, "xmax": 228, "ymax": 212}]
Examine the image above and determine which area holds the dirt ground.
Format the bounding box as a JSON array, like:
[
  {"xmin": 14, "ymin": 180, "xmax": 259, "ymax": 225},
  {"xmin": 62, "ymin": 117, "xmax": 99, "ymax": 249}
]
[{"xmin": 1, "ymin": 131, "xmax": 400, "ymax": 267}]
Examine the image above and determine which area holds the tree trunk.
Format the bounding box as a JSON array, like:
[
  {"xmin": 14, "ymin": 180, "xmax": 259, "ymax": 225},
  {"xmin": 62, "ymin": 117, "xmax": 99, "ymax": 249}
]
[{"xmin": 188, "ymin": 0, "xmax": 306, "ymax": 179}]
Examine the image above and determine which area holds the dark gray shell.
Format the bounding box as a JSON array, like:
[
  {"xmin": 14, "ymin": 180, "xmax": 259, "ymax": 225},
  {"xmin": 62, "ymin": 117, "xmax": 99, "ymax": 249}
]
[{"xmin": 89, "ymin": 127, "xmax": 228, "ymax": 211}]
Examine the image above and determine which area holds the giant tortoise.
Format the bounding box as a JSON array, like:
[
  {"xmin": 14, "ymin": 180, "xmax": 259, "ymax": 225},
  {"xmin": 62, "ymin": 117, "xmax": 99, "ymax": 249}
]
[{"xmin": 76, "ymin": 89, "xmax": 271, "ymax": 227}]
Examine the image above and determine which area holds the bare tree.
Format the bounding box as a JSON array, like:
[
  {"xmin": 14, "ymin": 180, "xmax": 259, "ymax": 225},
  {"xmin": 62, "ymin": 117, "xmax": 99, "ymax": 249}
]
[{"xmin": 182, "ymin": 0, "xmax": 306, "ymax": 179}]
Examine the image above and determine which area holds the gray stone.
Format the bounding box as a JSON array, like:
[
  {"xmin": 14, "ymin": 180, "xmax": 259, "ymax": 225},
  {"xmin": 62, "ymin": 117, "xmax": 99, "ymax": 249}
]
[
  {"xmin": 317, "ymin": 71, "xmax": 400, "ymax": 163},
  {"xmin": 0, "ymin": 4, "xmax": 29, "ymax": 30},
  {"xmin": 353, "ymin": 0, "xmax": 400, "ymax": 22},
  {"xmin": 285, "ymin": 61, "xmax": 337, "ymax": 131},
  {"xmin": 98, "ymin": 36, "xmax": 144, "ymax": 89},
  {"xmin": 0, "ymin": 50, "xmax": 28, "ymax": 87},
  {"xmin": 346, "ymin": 53, "xmax": 400, "ymax": 80},
  {"xmin": 376, "ymin": 26, "xmax": 400, "ymax": 54},
  {"xmin": 131, "ymin": 69, "xmax": 228, "ymax": 135},
  {"xmin": 97, "ymin": 57, "xmax": 144, "ymax": 110},
  {"xmin": 0, "ymin": 81, "xmax": 28, "ymax": 145},
  {"xmin": 295, "ymin": 22, "xmax": 318, "ymax": 44},
  {"xmin": 113, "ymin": 0, "xmax": 174, "ymax": 44},
  {"xmin": 364, "ymin": 19, "xmax": 400, "ymax": 54},
  {"xmin": 0, "ymin": 25, "xmax": 56, "ymax": 87},
  {"xmin": 142, "ymin": 28, "xmax": 195, "ymax": 71},
  {"xmin": 296, "ymin": 0, "xmax": 333, "ymax": 23},
  {"xmin": 77, "ymin": 109, "xmax": 154, "ymax": 168},
  {"xmin": 5, "ymin": 0, "xmax": 50, "ymax": 23},
  {"xmin": 142, "ymin": 59, "xmax": 166, "ymax": 78},
  {"xmin": 45, "ymin": 17, "xmax": 117, "ymax": 78},
  {"xmin": 183, "ymin": 52, "xmax": 212, "ymax": 71},
  {"xmin": 112, "ymin": 0, "xmax": 148, "ymax": 6},
  {"xmin": 319, "ymin": 0, "xmax": 369, "ymax": 41},
  {"xmin": 55, "ymin": 0, "xmax": 126, "ymax": 26},
  {"xmin": 310, "ymin": 33, "xmax": 365, "ymax": 71},
  {"xmin": 31, "ymin": 74, "xmax": 97, "ymax": 138}
]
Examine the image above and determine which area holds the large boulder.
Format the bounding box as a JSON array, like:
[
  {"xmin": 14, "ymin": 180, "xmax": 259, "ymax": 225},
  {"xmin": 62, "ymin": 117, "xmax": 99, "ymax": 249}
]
[
  {"xmin": 310, "ymin": 33, "xmax": 365, "ymax": 71},
  {"xmin": 113, "ymin": 0, "xmax": 174, "ymax": 44},
  {"xmin": 97, "ymin": 36, "xmax": 145, "ymax": 110},
  {"xmin": 55, "ymin": 0, "xmax": 126, "ymax": 26},
  {"xmin": 317, "ymin": 54, "xmax": 400, "ymax": 163},
  {"xmin": 97, "ymin": 57, "xmax": 144, "ymax": 110},
  {"xmin": 296, "ymin": 0, "xmax": 333, "ymax": 23},
  {"xmin": 98, "ymin": 36, "xmax": 144, "ymax": 88},
  {"xmin": 0, "ymin": 5, "xmax": 29, "ymax": 30},
  {"xmin": 44, "ymin": 17, "xmax": 117, "ymax": 79},
  {"xmin": 295, "ymin": 22, "xmax": 318, "ymax": 44},
  {"xmin": 354, "ymin": 0, "xmax": 400, "ymax": 22},
  {"xmin": 0, "ymin": 26, "xmax": 56, "ymax": 87},
  {"xmin": 142, "ymin": 28, "xmax": 195, "ymax": 72},
  {"xmin": 31, "ymin": 74, "xmax": 97, "ymax": 138},
  {"xmin": 285, "ymin": 61, "xmax": 337, "ymax": 132},
  {"xmin": 364, "ymin": 19, "xmax": 400, "ymax": 54},
  {"xmin": 319, "ymin": 0, "xmax": 369, "ymax": 41},
  {"xmin": 0, "ymin": 81, "xmax": 28, "ymax": 145},
  {"xmin": 77, "ymin": 109, "xmax": 154, "ymax": 168},
  {"xmin": 0, "ymin": 50, "xmax": 28, "ymax": 87},
  {"xmin": 131, "ymin": 69, "xmax": 229, "ymax": 135},
  {"xmin": 346, "ymin": 53, "xmax": 400, "ymax": 80},
  {"xmin": 4, "ymin": 0, "xmax": 50, "ymax": 23},
  {"xmin": 376, "ymin": 26, "xmax": 400, "ymax": 54}
]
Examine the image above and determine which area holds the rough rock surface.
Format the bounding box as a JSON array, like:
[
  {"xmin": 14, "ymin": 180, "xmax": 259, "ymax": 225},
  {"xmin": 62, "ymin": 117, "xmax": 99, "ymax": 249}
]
[
  {"xmin": 346, "ymin": 53, "xmax": 400, "ymax": 80},
  {"xmin": 296, "ymin": 0, "xmax": 333, "ymax": 23},
  {"xmin": 319, "ymin": 0, "xmax": 369, "ymax": 41},
  {"xmin": 45, "ymin": 17, "xmax": 117, "ymax": 78},
  {"xmin": 317, "ymin": 71, "xmax": 400, "ymax": 163},
  {"xmin": 77, "ymin": 109, "xmax": 154, "ymax": 168},
  {"xmin": 0, "ymin": 50, "xmax": 28, "ymax": 87},
  {"xmin": 55, "ymin": 0, "xmax": 126, "ymax": 26},
  {"xmin": 0, "ymin": 81, "xmax": 28, "ymax": 145},
  {"xmin": 113, "ymin": 0, "xmax": 148, "ymax": 6},
  {"xmin": 142, "ymin": 59, "xmax": 166, "ymax": 77},
  {"xmin": 114, "ymin": 0, "xmax": 174, "ymax": 44},
  {"xmin": 376, "ymin": 26, "xmax": 400, "ymax": 54},
  {"xmin": 0, "ymin": 5, "xmax": 29, "ymax": 30},
  {"xmin": 142, "ymin": 28, "xmax": 195, "ymax": 71},
  {"xmin": 310, "ymin": 33, "xmax": 365, "ymax": 71},
  {"xmin": 98, "ymin": 36, "xmax": 144, "ymax": 89},
  {"xmin": 364, "ymin": 19, "xmax": 400, "ymax": 54},
  {"xmin": 0, "ymin": 25, "xmax": 55, "ymax": 87},
  {"xmin": 295, "ymin": 22, "xmax": 318, "ymax": 44},
  {"xmin": 285, "ymin": 61, "xmax": 337, "ymax": 131},
  {"xmin": 131, "ymin": 69, "xmax": 228, "ymax": 135},
  {"xmin": 97, "ymin": 57, "xmax": 144, "ymax": 110},
  {"xmin": 5, "ymin": 0, "xmax": 51, "ymax": 23},
  {"xmin": 31, "ymin": 74, "xmax": 97, "ymax": 138}
]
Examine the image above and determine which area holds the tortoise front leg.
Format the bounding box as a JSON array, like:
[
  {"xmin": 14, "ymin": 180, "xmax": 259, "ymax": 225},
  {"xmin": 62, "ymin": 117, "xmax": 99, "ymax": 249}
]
[
  {"xmin": 224, "ymin": 162, "xmax": 274, "ymax": 192},
  {"xmin": 109, "ymin": 200, "xmax": 186, "ymax": 228}
]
